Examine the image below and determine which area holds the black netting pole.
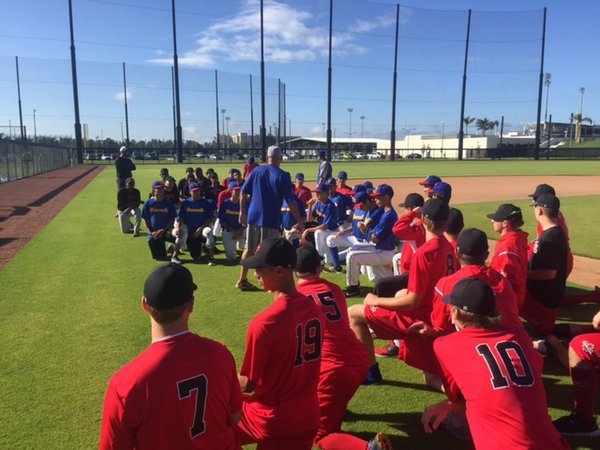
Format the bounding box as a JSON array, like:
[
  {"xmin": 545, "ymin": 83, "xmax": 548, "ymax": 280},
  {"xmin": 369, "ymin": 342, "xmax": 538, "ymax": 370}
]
[
  {"xmin": 250, "ymin": 75, "xmax": 255, "ymax": 154},
  {"xmin": 122, "ymin": 62, "xmax": 130, "ymax": 148},
  {"xmin": 215, "ymin": 70, "xmax": 220, "ymax": 150},
  {"xmin": 390, "ymin": 4, "xmax": 399, "ymax": 162},
  {"xmin": 260, "ymin": 0, "xmax": 266, "ymax": 161},
  {"xmin": 68, "ymin": 0, "xmax": 83, "ymax": 163},
  {"xmin": 15, "ymin": 57, "xmax": 25, "ymax": 142},
  {"xmin": 171, "ymin": 0, "xmax": 183, "ymax": 163},
  {"xmin": 458, "ymin": 9, "xmax": 472, "ymax": 161},
  {"xmin": 326, "ymin": 0, "xmax": 333, "ymax": 161},
  {"xmin": 534, "ymin": 7, "xmax": 547, "ymax": 161}
]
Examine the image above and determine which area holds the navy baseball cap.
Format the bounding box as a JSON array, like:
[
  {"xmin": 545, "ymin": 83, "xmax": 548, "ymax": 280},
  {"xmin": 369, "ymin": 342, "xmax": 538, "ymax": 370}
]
[
  {"xmin": 447, "ymin": 207, "xmax": 465, "ymax": 235},
  {"xmin": 456, "ymin": 228, "xmax": 488, "ymax": 257},
  {"xmin": 338, "ymin": 171, "xmax": 348, "ymax": 180},
  {"xmin": 529, "ymin": 183, "xmax": 556, "ymax": 199},
  {"xmin": 432, "ymin": 182, "xmax": 452, "ymax": 201},
  {"xmin": 241, "ymin": 237, "xmax": 296, "ymax": 269},
  {"xmin": 355, "ymin": 191, "xmax": 369, "ymax": 203},
  {"xmin": 325, "ymin": 177, "xmax": 337, "ymax": 186},
  {"xmin": 317, "ymin": 150, "xmax": 327, "ymax": 158},
  {"xmin": 295, "ymin": 245, "xmax": 323, "ymax": 273},
  {"xmin": 228, "ymin": 181, "xmax": 238, "ymax": 190},
  {"xmin": 189, "ymin": 182, "xmax": 200, "ymax": 192},
  {"xmin": 353, "ymin": 184, "xmax": 367, "ymax": 194},
  {"xmin": 399, "ymin": 192, "xmax": 424, "ymax": 209},
  {"xmin": 248, "ymin": 156, "xmax": 255, "ymax": 163},
  {"xmin": 531, "ymin": 193, "xmax": 560, "ymax": 211},
  {"xmin": 419, "ymin": 175, "xmax": 442, "ymax": 187},
  {"xmin": 443, "ymin": 278, "xmax": 498, "ymax": 317},
  {"xmin": 422, "ymin": 198, "xmax": 450, "ymax": 221},
  {"xmin": 152, "ymin": 181, "xmax": 164, "ymax": 190},
  {"xmin": 295, "ymin": 172, "xmax": 305, "ymax": 180},
  {"xmin": 371, "ymin": 184, "xmax": 394, "ymax": 198},
  {"xmin": 312, "ymin": 183, "xmax": 330, "ymax": 193},
  {"xmin": 144, "ymin": 263, "xmax": 197, "ymax": 310},
  {"xmin": 486, "ymin": 204, "xmax": 523, "ymax": 222}
]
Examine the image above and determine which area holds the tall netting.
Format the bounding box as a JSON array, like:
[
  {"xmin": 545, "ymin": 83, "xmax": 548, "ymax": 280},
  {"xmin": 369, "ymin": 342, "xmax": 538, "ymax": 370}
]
[{"xmin": 1, "ymin": 1, "xmax": 546, "ymax": 162}]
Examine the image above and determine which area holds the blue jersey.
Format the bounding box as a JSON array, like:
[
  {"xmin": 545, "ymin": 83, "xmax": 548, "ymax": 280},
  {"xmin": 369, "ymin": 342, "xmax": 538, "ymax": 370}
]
[
  {"xmin": 218, "ymin": 199, "xmax": 242, "ymax": 231},
  {"xmin": 318, "ymin": 160, "xmax": 332, "ymax": 182},
  {"xmin": 331, "ymin": 193, "xmax": 354, "ymax": 224},
  {"xmin": 178, "ymin": 198, "xmax": 216, "ymax": 233},
  {"xmin": 281, "ymin": 197, "xmax": 306, "ymax": 230},
  {"xmin": 312, "ymin": 199, "xmax": 338, "ymax": 231},
  {"xmin": 364, "ymin": 207, "xmax": 383, "ymax": 241},
  {"xmin": 372, "ymin": 207, "xmax": 398, "ymax": 250},
  {"xmin": 351, "ymin": 207, "xmax": 368, "ymax": 241},
  {"xmin": 141, "ymin": 198, "xmax": 177, "ymax": 238},
  {"xmin": 241, "ymin": 165, "xmax": 295, "ymax": 229}
]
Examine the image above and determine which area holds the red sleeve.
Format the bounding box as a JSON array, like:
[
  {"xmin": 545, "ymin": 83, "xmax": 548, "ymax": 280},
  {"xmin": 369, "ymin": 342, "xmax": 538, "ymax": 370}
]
[
  {"xmin": 407, "ymin": 251, "xmax": 430, "ymax": 296},
  {"xmin": 434, "ymin": 340, "xmax": 462, "ymax": 403},
  {"xmin": 226, "ymin": 353, "xmax": 242, "ymax": 415},
  {"xmin": 240, "ymin": 318, "xmax": 270, "ymax": 383},
  {"xmin": 99, "ymin": 380, "xmax": 136, "ymax": 450},
  {"xmin": 430, "ymin": 280, "xmax": 453, "ymax": 331},
  {"xmin": 392, "ymin": 211, "xmax": 422, "ymax": 241}
]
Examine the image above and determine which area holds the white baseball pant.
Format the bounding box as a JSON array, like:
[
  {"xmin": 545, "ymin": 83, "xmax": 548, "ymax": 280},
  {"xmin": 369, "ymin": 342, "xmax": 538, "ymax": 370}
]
[
  {"xmin": 222, "ymin": 229, "xmax": 246, "ymax": 260},
  {"xmin": 118, "ymin": 208, "xmax": 141, "ymax": 234},
  {"xmin": 346, "ymin": 247, "xmax": 395, "ymax": 286}
]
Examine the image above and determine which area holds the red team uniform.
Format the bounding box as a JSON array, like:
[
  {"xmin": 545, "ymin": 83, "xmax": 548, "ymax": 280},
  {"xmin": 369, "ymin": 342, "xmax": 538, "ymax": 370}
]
[
  {"xmin": 366, "ymin": 235, "xmax": 458, "ymax": 373},
  {"xmin": 392, "ymin": 209, "xmax": 426, "ymax": 275},
  {"xmin": 431, "ymin": 265, "xmax": 522, "ymax": 332},
  {"xmin": 100, "ymin": 332, "xmax": 242, "ymax": 450},
  {"xmin": 435, "ymin": 325, "xmax": 570, "ymax": 450},
  {"xmin": 297, "ymin": 277, "xmax": 370, "ymax": 449},
  {"xmin": 236, "ymin": 292, "xmax": 324, "ymax": 449},
  {"xmin": 490, "ymin": 229, "xmax": 529, "ymax": 306}
]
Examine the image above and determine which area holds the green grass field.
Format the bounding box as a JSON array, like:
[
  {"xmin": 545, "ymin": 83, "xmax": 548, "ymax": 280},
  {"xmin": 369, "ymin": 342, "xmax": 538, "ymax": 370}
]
[{"xmin": 1, "ymin": 161, "xmax": 599, "ymax": 449}]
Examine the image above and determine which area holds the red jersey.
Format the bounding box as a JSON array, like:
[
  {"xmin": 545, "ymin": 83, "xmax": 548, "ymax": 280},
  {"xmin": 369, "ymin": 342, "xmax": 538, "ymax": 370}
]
[
  {"xmin": 535, "ymin": 212, "xmax": 574, "ymax": 275},
  {"xmin": 407, "ymin": 235, "xmax": 459, "ymax": 314},
  {"xmin": 435, "ymin": 325, "xmax": 569, "ymax": 450},
  {"xmin": 240, "ymin": 292, "xmax": 323, "ymax": 437},
  {"xmin": 430, "ymin": 265, "xmax": 522, "ymax": 332},
  {"xmin": 392, "ymin": 210, "xmax": 426, "ymax": 274},
  {"xmin": 336, "ymin": 185, "xmax": 354, "ymax": 197},
  {"xmin": 217, "ymin": 189, "xmax": 232, "ymax": 207},
  {"xmin": 490, "ymin": 230, "xmax": 529, "ymax": 306},
  {"xmin": 295, "ymin": 185, "xmax": 313, "ymax": 207},
  {"xmin": 243, "ymin": 162, "xmax": 259, "ymax": 180},
  {"xmin": 100, "ymin": 332, "xmax": 242, "ymax": 450},
  {"xmin": 297, "ymin": 278, "xmax": 369, "ymax": 370}
]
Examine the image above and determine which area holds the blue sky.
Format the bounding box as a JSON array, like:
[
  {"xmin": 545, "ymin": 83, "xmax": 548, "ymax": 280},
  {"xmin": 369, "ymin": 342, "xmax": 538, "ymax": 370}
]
[{"xmin": 0, "ymin": 0, "xmax": 598, "ymax": 144}]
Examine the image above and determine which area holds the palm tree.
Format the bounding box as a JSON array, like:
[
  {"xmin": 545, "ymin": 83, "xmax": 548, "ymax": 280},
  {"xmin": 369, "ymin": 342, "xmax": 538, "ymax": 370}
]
[
  {"xmin": 573, "ymin": 113, "xmax": 593, "ymax": 142},
  {"xmin": 476, "ymin": 118, "xmax": 491, "ymax": 136},
  {"xmin": 463, "ymin": 116, "xmax": 475, "ymax": 135}
]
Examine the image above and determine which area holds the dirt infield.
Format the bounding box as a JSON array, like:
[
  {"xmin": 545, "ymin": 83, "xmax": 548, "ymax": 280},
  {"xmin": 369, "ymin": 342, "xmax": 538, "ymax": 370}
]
[{"xmin": 0, "ymin": 165, "xmax": 103, "ymax": 269}]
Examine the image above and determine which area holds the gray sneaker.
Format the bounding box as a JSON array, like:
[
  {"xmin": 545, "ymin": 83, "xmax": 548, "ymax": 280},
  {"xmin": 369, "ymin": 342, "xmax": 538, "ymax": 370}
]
[{"xmin": 367, "ymin": 432, "xmax": 393, "ymax": 450}]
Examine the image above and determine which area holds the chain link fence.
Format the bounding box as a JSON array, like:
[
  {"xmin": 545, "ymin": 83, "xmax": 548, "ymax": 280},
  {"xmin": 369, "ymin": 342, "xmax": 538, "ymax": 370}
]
[{"xmin": 0, "ymin": 140, "xmax": 72, "ymax": 183}]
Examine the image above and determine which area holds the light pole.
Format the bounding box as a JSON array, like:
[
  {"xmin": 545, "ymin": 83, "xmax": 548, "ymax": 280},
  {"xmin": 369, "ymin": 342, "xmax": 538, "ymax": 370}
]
[
  {"xmin": 440, "ymin": 121, "xmax": 445, "ymax": 152},
  {"xmin": 33, "ymin": 109, "xmax": 37, "ymax": 141},
  {"xmin": 543, "ymin": 73, "xmax": 551, "ymax": 123},
  {"xmin": 220, "ymin": 108, "xmax": 226, "ymax": 147},
  {"xmin": 225, "ymin": 116, "xmax": 230, "ymax": 148},
  {"xmin": 347, "ymin": 108, "xmax": 353, "ymax": 139},
  {"xmin": 321, "ymin": 122, "xmax": 325, "ymax": 138},
  {"xmin": 578, "ymin": 87, "xmax": 585, "ymax": 142},
  {"xmin": 360, "ymin": 115, "xmax": 365, "ymax": 138}
]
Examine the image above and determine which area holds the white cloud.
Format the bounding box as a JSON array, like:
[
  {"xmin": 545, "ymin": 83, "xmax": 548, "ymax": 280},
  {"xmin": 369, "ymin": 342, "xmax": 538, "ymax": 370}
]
[
  {"xmin": 351, "ymin": 15, "xmax": 397, "ymax": 33},
  {"xmin": 113, "ymin": 91, "xmax": 133, "ymax": 102},
  {"xmin": 148, "ymin": 0, "xmax": 366, "ymax": 67}
]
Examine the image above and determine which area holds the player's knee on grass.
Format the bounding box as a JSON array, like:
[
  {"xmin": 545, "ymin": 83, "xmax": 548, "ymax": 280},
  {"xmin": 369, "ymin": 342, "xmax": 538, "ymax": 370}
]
[{"xmin": 348, "ymin": 304, "xmax": 366, "ymax": 324}]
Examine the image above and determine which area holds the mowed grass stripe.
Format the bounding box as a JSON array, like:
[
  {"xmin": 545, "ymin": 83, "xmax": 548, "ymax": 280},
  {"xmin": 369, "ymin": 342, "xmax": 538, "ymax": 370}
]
[{"xmin": 0, "ymin": 164, "xmax": 596, "ymax": 449}]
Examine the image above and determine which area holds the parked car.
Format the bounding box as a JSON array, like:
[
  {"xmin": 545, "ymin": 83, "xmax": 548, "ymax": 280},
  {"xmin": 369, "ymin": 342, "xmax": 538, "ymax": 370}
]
[
  {"xmin": 100, "ymin": 154, "xmax": 112, "ymax": 161},
  {"xmin": 208, "ymin": 154, "xmax": 223, "ymax": 160},
  {"xmin": 144, "ymin": 152, "xmax": 159, "ymax": 160},
  {"xmin": 367, "ymin": 152, "xmax": 384, "ymax": 160},
  {"xmin": 233, "ymin": 153, "xmax": 245, "ymax": 160},
  {"xmin": 195, "ymin": 152, "xmax": 205, "ymax": 158},
  {"xmin": 406, "ymin": 153, "xmax": 422, "ymax": 160},
  {"xmin": 131, "ymin": 152, "xmax": 145, "ymax": 160},
  {"xmin": 353, "ymin": 152, "xmax": 365, "ymax": 159}
]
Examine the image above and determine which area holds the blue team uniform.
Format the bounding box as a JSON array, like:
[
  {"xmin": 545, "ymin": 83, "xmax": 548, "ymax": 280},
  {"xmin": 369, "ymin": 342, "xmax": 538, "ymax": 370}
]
[
  {"xmin": 351, "ymin": 207, "xmax": 369, "ymax": 241},
  {"xmin": 177, "ymin": 198, "xmax": 217, "ymax": 233},
  {"xmin": 241, "ymin": 165, "xmax": 295, "ymax": 229},
  {"xmin": 312, "ymin": 199, "xmax": 338, "ymax": 231},
  {"xmin": 141, "ymin": 198, "xmax": 177, "ymax": 239},
  {"xmin": 363, "ymin": 207, "xmax": 383, "ymax": 241},
  {"xmin": 281, "ymin": 196, "xmax": 307, "ymax": 230},
  {"xmin": 371, "ymin": 208, "xmax": 398, "ymax": 250},
  {"xmin": 218, "ymin": 200, "xmax": 242, "ymax": 231},
  {"xmin": 331, "ymin": 193, "xmax": 354, "ymax": 224}
]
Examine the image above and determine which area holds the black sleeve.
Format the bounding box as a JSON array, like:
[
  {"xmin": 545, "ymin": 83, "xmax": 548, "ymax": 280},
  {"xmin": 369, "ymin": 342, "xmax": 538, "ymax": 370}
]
[
  {"xmin": 117, "ymin": 189, "xmax": 127, "ymax": 211},
  {"xmin": 530, "ymin": 238, "xmax": 560, "ymax": 271}
]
